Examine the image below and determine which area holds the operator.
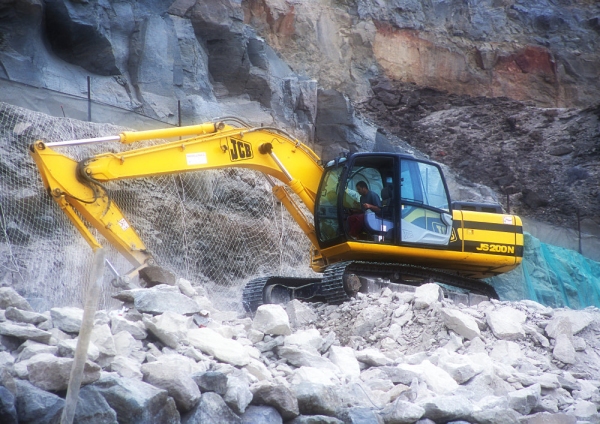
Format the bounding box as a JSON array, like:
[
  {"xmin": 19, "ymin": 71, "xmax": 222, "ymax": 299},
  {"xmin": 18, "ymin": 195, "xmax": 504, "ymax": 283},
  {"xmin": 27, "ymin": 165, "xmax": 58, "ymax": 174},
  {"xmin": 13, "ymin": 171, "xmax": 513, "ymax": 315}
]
[{"xmin": 348, "ymin": 180, "xmax": 382, "ymax": 238}]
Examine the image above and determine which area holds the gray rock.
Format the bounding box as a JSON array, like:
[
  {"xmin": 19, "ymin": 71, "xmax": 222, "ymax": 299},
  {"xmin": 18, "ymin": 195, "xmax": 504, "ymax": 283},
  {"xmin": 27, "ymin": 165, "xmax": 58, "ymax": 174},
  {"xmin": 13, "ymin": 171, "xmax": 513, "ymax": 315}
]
[
  {"xmin": 284, "ymin": 329, "xmax": 323, "ymax": 353},
  {"xmin": 143, "ymin": 311, "xmax": 193, "ymax": 349},
  {"xmin": 110, "ymin": 315, "xmax": 147, "ymax": 340},
  {"xmin": 440, "ymin": 308, "xmax": 481, "ymax": 340},
  {"xmin": 293, "ymin": 382, "xmax": 339, "ymax": 416},
  {"xmin": 289, "ymin": 416, "xmax": 344, "ymax": 424},
  {"xmin": 413, "ymin": 283, "xmax": 443, "ymax": 309},
  {"xmin": 57, "ymin": 338, "xmax": 100, "ymax": 361},
  {"xmin": 0, "ymin": 321, "xmax": 51, "ymax": 344},
  {"xmin": 417, "ymin": 395, "xmax": 473, "ymax": 422},
  {"xmin": 113, "ymin": 285, "xmax": 202, "ymax": 315},
  {"xmin": 14, "ymin": 379, "xmax": 63, "ymax": 424},
  {"xmin": 519, "ymin": 412, "xmax": 576, "ymax": 424},
  {"xmin": 379, "ymin": 399, "xmax": 425, "ymax": 424},
  {"xmin": 4, "ymin": 307, "xmax": 47, "ymax": 325},
  {"xmin": 470, "ymin": 407, "xmax": 521, "ymax": 424},
  {"xmin": 553, "ymin": 333, "xmax": 576, "ymax": 364},
  {"xmin": 352, "ymin": 306, "xmax": 387, "ymax": 336},
  {"xmin": 17, "ymin": 340, "xmax": 58, "ymax": 362},
  {"xmin": 27, "ymin": 353, "xmax": 101, "ymax": 392},
  {"xmin": 90, "ymin": 324, "xmax": 117, "ymax": 358},
  {"xmin": 508, "ymin": 383, "xmax": 541, "ymax": 415},
  {"xmin": 50, "ymin": 307, "xmax": 83, "ymax": 333},
  {"xmin": 183, "ymin": 391, "xmax": 241, "ymax": 424},
  {"xmin": 141, "ymin": 360, "xmax": 201, "ymax": 412},
  {"xmin": 241, "ymin": 405, "xmax": 283, "ymax": 424},
  {"xmin": 188, "ymin": 327, "xmax": 251, "ymax": 366},
  {"xmin": 110, "ymin": 355, "xmax": 143, "ymax": 380},
  {"xmin": 193, "ymin": 371, "xmax": 228, "ymax": 395},
  {"xmin": 328, "ymin": 346, "xmax": 360, "ymax": 380},
  {"xmin": 93, "ymin": 373, "xmax": 180, "ymax": 423},
  {"xmin": 277, "ymin": 345, "xmax": 338, "ymax": 371},
  {"xmin": 253, "ymin": 304, "xmax": 292, "ymax": 336},
  {"xmin": 547, "ymin": 310, "xmax": 594, "ymax": 337},
  {"xmin": 0, "ymin": 288, "xmax": 33, "ymax": 311},
  {"xmin": 286, "ymin": 300, "xmax": 317, "ymax": 328},
  {"xmin": 74, "ymin": 385, "xmax": 118, "ymax": 424},
  {"xmin": 337, "ymin": 407, "xmax": 383, "ymax": 424},
  {"xmin": 251, "ymin": 381, "xmax": 300, "ymax": 420},
  {"xmin": 224, "ymin": 372, "xmax": 253, "ymax": 415},
  {"xmin": 0, "ymin": 385, "xmax": 17, "ymax": 424},
  {"xmin": 354, "ymin": 348, "xmax": 393, "ymax": 367},
  {"xmin": 486, "ymin": 306, "xmax": 527, "ymax": 340}
]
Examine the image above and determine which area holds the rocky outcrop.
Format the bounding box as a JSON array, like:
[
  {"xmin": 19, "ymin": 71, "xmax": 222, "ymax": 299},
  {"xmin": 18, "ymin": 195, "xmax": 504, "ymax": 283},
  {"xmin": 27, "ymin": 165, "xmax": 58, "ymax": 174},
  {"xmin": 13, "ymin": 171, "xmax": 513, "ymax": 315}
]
[
  {"xmin": 247, "ymin": 0, "xmax": 600, "ymax": 108},
  {"xmin": 2, "ymin": 282, "xmax": 600, "ymax": 422},
  {"xmin": 358, "ymin": 79, "xmax": 600, "ymax": 232}
]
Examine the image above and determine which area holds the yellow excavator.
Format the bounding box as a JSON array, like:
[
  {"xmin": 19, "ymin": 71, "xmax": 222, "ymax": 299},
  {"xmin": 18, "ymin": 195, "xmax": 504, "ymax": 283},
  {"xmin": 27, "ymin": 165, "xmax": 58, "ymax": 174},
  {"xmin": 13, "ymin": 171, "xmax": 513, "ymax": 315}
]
[{"xmin": 30, "ymin": 119, "xmax": 523, "ymax": 310}]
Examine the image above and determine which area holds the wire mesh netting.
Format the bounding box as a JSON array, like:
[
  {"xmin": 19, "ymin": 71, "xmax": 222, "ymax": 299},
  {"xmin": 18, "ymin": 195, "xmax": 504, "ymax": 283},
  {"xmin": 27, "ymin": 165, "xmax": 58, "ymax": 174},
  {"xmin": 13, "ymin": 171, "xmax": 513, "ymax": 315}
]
[{"xmin": 0, "ymin": 102, "xmax": 315, "ymax": 311}]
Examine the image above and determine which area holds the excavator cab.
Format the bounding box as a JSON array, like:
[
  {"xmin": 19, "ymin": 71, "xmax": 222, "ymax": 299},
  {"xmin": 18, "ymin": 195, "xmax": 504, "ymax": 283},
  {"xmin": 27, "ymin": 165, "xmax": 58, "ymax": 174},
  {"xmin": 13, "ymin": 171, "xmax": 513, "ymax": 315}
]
[{"xmin": 315, "ymin": 153, "xmax": 453, "ymax": 249}]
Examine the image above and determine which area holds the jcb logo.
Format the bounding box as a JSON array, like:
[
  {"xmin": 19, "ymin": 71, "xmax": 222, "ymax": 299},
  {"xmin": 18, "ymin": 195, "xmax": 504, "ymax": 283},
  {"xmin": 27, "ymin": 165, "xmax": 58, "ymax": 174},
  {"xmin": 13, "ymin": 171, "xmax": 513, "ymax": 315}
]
[{"xmin": 229, "ymin": 138, "xmax": 253, "ymax": 162}]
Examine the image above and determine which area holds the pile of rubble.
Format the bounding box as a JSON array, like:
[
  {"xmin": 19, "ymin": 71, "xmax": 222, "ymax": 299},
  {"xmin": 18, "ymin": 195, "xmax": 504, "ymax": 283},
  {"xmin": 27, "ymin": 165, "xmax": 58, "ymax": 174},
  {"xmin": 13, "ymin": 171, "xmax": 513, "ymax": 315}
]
[{"xmin": 1, "ymin": 280, "xmax": 599, "ymax": 423}]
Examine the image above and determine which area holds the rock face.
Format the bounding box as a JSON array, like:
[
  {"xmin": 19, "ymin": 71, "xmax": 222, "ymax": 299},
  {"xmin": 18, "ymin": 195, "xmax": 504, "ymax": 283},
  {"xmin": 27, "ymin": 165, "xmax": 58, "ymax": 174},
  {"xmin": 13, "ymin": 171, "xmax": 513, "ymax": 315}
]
[{"xmin": 1, "ymin": 283, "xmax": 600, "ymax": 423}]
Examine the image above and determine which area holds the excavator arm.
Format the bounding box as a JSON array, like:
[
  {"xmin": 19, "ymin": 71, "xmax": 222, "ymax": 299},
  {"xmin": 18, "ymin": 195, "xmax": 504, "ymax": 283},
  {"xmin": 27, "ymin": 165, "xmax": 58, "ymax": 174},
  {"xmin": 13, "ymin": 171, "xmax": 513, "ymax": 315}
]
[{"xmin": 29, "ymin": 121, "xmax": 324, "ymax": 274}]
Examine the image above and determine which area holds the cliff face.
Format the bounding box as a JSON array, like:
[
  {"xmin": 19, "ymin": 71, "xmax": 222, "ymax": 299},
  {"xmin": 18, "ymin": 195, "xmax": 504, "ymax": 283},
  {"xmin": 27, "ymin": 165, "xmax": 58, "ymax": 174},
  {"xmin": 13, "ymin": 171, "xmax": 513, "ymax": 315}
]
[
  {"xmin": 0, "ymin": 0, "xmax": 598, "ymax": 231},
  {"xmin": 245, "ymin": 0, "xmax": 600, "ymax": 108}
]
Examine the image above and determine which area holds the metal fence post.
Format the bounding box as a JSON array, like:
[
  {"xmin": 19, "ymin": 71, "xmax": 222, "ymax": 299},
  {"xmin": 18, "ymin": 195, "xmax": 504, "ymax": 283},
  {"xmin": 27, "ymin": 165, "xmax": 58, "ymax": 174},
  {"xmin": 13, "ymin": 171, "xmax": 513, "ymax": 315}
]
[{"xmin": 87, "ymin": 76, "xmax": 91, "ymax": 122}]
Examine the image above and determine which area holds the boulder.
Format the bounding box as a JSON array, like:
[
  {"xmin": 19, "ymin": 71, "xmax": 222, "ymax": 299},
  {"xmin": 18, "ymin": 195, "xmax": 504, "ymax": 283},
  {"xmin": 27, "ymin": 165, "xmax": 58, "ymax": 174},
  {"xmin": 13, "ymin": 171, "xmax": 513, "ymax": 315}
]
[
  {"xmin": 0, "ymin": 288, "xmax": 33, "ymax": 311},
  {"xmin": 110, "ymin": 314, "xmax": 147, "ymax": 340},
  {"xmin": 327, "ymin": 346, "xmax": 360, "ymax": 380},
  {"xmin": 4, "ymin": 307, "xmax": 47, "ymax": 325},
  {"xmin": 74, "ymin": 385, "xmax": 118, "ymax": 424},
  {"xmin": 193, "ymin": 370, "xmax": 228, "ymax": 394},
  {"xmin": 188, "ymin": 327, "xmax": 251, "ymax": 366},
  {"xmin": 293, "ymin": 382, "xmax": 340, "ymax": 416},
  {"xmin": 240, "ymin": 405, "xmax": 283, "ymax": 424},
  {"xmin": 413, "ymin": 283, "xmax": 443, "ymax": 309},
  {"xmin": 0, "ymin": 321, "xmax": 51, "ymax": 344},
  {"xmin": 486, "ymin": 306, "xmax": 527, "ymax": 340},
  {"xmin": 352, "ymin": 306, "xmax": 387, "ymax": 336},
  {"xmin": 93, "ymin": 373, "xmax": 180, "ymax": 423},
  {"xmin": 14, "ymin": 379, "xmax": 63, "ymax": 424},
  {"xmin": 113, "ymin": 285, "xmax": 202, "ymax": 315},
  {"xmin": 110, "ymin": 355, "xmax": 143, "ymax": 380},
  {"xmin": 277, "ymin": 345, "xmax": 339, "ymax": 372},
  {"xmin": 379, "ymin": 399, "xmax": 425, "ymax": 423},
  {"xmin": 253, "ymin": 304, "xmax": 292, "ymax": 336},
  {"xmin": 440, "ymin": 308, "xmax": 481, "ymax": 340},
  {"xmin": 354, "ymin": 348, "xmax": 393, "ymax": 366},
  {"xmin": 286, "ymin": 300, "xmax": 317, "ymax": 328},
  {"xmin": 508, "ymin": 383, "xmax": 541, "ymax": 415},
  {"xmin": 251, "ymin": 381, "xmax": 300, "ymax": 420},
  {"xmin": 0, "ymin": 385, "xmax": 17, "ymax": 424},
  {"xmin": 144, "ymin": 311, "xmax": 192, "ymax": 349},
  {"xmin": 417, "ymin": 395, "xmax": 473, "ymax": 422},
  {"xmin": 27, "ymin": 353, "xmax": 101, "ymax": 391},
  {"xmin": 50, "ymin": 306, "xmax": 84, "ymax": 333},
  {"xmin": 284, "ymin": 329, "xmax": 323, "ymax": 353},
  {"xmin": 224, "ymin": 371, "xmax": 253, "ymax": 414},
  {"xmin": 183, "ymin": 391, "xmax": 241, "ymax": 424},
  {"xmin": 141, "ymin": 360, "xmax": 201, "ymax": 412}
]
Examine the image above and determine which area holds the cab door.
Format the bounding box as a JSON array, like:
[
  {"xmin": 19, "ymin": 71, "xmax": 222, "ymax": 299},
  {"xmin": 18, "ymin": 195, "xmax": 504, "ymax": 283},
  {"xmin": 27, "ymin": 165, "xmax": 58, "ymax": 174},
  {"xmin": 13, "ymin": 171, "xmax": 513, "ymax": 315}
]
[{"xmin": 399, "ymin": 159, "xmax": 453, "ymax": 246}]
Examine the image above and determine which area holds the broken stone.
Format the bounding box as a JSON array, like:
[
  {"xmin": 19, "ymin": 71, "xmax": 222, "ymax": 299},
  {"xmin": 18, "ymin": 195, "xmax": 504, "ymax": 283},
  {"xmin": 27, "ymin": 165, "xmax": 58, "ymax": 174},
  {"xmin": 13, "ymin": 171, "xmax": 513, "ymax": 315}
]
[{"xmin": 253, "ymin": 304, "xmax": 292, "ymax": 336}]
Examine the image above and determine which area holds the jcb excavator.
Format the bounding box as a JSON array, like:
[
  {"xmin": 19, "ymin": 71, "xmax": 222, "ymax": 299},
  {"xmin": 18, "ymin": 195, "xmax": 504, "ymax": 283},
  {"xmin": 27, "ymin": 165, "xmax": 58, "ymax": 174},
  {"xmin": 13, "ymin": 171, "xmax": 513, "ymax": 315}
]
[{"xmin": 30, "ymin": 119, "xmax": 523, "ymax": 311}]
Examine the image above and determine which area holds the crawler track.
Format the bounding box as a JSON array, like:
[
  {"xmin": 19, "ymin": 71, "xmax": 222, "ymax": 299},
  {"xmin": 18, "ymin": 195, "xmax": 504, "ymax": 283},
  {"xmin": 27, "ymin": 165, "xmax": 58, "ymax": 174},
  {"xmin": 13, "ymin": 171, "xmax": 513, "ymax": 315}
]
[{"xmin": 242, "ymin": 261, "xmax": 498, "ymax": 312}]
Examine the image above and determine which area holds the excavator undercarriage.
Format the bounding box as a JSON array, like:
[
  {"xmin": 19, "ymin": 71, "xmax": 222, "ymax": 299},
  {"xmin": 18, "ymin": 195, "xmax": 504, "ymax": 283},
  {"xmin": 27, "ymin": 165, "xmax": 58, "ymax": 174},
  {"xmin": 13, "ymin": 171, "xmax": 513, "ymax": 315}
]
[{"xmin": 242, "ymin": 261, "xmax": 498, "ymax": 312}]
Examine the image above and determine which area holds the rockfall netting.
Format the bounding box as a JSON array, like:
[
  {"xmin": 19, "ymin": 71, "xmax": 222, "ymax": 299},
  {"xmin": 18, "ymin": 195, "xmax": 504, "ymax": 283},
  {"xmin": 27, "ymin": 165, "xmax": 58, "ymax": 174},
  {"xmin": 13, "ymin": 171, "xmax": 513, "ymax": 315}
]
[
  {"xmin": 0, "ymin": 102, "xmax": 314, "ymax": 310},
  {"xmin": 489, "ymin": 232, "xmax": 600, "ymax": 310}
]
